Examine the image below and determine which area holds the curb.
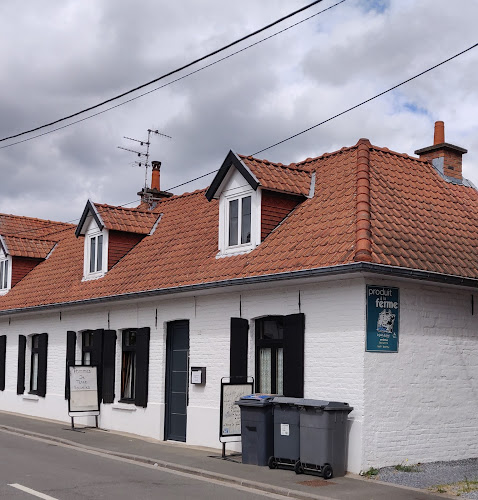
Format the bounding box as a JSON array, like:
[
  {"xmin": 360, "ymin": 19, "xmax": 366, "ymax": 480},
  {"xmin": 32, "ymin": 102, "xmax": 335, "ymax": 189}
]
[{"xmin": 0, "ymin": 425, "xmax": 332, "ymax": 500}]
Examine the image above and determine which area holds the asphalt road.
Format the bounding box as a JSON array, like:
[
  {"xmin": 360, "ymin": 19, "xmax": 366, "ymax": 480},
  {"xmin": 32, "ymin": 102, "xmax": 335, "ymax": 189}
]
[{"xmin": 0, "ymin": 432, "xmax": 285, "ymax": 500}]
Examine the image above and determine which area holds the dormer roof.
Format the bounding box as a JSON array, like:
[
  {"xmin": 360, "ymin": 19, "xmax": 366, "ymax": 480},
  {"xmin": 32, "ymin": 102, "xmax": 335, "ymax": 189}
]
[
  {"xmin": 75, "ymin": 200, "xmax": 160, "ymax": 237},
  {"xmin": 205, "ymin": 149, "xmax": 312, "ymax": 201},
  {"xmin": 1, "ymin": 235, "xmax": 56, "ymax": 259}
]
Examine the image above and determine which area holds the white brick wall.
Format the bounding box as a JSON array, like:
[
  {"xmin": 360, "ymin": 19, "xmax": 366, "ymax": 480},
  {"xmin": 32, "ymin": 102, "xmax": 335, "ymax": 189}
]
[
  {"xmin": 363, "ymin": 280, "xmax": 478, "ymax": 470},
  {"xmin": 1, "ymin": 275, "xmax": 476, "ymax": 474}
]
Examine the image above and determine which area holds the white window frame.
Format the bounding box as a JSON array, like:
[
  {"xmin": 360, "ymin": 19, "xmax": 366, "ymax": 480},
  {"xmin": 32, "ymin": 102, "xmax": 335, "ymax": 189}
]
[
  {"xmin": 217, "ymin": 169, "xmax": 261, "ymax": 257},
  {"xmin": 83, "ymin": 223, "xmax": 108, "ymax": 281},
  {"xmin": 0, "ymin": 253, "xmax": 11, "ymax": 295}
]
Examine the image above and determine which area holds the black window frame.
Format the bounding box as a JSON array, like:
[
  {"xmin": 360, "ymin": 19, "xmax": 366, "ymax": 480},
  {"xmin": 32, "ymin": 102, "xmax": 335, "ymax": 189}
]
[
  {"xmin": 82, "ymin": 330, "xmax": 94, "ymax": 365},
  {"xmin": 255, "ymin": 316, "xmax": 284, "ymax": 394},
  {"xmin": 120, "ymin": 329, "xmax": 137, "ymax": 403},
  {"xmin": 29, "ymin": 334, "xmax": 40, "ymax": 394}
]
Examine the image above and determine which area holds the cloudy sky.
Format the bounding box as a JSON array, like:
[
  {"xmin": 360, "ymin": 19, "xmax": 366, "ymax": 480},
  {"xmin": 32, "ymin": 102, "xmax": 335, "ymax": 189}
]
[{"xmin": 1, "ymin": 0, "xmax": 477, "ymax": 222}]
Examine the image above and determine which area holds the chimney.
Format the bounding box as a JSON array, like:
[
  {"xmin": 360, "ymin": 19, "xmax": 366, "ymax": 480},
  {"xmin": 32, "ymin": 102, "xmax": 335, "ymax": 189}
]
[
  {"xmin": 415, "ymin": 121, "xmax": 467, "ymax": 181},
  {"xmin": 151, "ymin": 160, "xmax": 161, "ymax": 191},
  {"xmin": 137, "ymin": 160, "xmax": 173, "ymax": 207}
]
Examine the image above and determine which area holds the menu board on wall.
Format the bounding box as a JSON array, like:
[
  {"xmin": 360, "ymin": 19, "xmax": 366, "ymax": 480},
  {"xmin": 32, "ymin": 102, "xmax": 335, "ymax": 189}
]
[{"xmin": 366, "ymin": 285, "xmax": 399, "ymax": 352}]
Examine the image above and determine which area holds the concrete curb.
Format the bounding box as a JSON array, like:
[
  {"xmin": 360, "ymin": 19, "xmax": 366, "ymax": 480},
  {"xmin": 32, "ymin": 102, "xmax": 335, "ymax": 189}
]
[{"xmin": 0, "ymin": 425, "xmax": 332, "ymax": 500}]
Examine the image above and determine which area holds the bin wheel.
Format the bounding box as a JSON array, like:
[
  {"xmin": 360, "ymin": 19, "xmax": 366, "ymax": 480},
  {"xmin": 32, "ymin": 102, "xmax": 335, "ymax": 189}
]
[
  {"xmin": 322, "ymin": 464, "xmax": 333, "ymax": 480},
  {"xmin": 268, "ymin": 457, "xmax": 277, "ymax": 469},
  {"xmin": 294, "ymin": 461, "xmax": 304, "ymax": 474}
]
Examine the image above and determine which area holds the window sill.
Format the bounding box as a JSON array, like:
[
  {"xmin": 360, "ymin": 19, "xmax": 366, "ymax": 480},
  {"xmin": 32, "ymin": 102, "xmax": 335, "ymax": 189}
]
[
  {"xmin": 112, "ymin": 403, "xmax": 136, "ymax": 412},
  {"xmin": 23, "ymin": 394, "xmax": 39, "ymax": 401}
]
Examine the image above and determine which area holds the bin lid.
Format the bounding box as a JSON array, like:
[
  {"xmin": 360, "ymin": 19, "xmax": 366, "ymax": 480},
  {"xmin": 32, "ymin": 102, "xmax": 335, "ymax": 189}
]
[
  {"xmin": 235, "ymin": 394, "xmax": 275, "ymax": 407},
  {"xmin": 297, "ymin": 399, "xmax": 353, "ymax": 412},
  {"xmin": 272, "ymin": 397, "xmax": 301, "ymax": 406}
]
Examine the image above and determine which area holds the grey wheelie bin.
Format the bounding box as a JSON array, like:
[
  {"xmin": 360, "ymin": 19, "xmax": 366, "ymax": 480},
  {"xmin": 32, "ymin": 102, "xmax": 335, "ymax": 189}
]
[
  {"xmin": 268, "ymin": 397, "xmax": 301, "ymax": 470},
  {"xmin": 296, "ymin": 400, "xmax": 353, "ymax": 479},
  {"xmin": 236, "ymin": 394, "xmax": 275, "ymax": 466}
]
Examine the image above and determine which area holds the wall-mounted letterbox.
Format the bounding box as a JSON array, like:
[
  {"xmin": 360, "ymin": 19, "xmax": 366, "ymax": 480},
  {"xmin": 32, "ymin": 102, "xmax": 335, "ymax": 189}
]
[{"xmin": 191, "ymin": 366, "xmax": 206, "ymax": 385}]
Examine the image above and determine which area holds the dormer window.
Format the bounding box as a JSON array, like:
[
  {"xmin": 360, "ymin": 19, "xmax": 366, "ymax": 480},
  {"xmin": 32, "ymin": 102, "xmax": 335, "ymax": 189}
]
[
  {"xmin": 0, "ymin": 257, "xmax": 9, "ymax": 293},
  {"xmin": 89, "ymin": 234, "xmax": 103, "ymax": 273},
  {"xmin": 84, "ymin": 228, "xmax": 108, "ymax": 280},
  {"xmin": 228, "ymin": 196, "xmax": 251, "ymax": 246}
]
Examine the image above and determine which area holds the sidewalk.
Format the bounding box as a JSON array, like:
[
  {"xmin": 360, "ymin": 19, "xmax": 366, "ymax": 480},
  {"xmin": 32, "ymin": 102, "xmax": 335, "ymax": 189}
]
[{"xmin": 0, "ymin": 411, "xmax": 447, "ymax": 500}]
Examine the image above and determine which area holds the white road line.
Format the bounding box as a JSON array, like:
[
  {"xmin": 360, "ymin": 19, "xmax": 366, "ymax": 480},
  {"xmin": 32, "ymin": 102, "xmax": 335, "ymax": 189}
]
[{"xmin": 8, "ymin": 483, "xmax": 59, "ymax": 500}]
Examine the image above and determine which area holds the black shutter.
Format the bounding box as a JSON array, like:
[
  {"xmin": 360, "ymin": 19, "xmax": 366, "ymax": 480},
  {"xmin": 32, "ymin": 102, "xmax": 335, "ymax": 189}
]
[
  {"xmin": 65, "ymin": 331, "xmax": 76, "ymax": 399},
  {"xmin": 102, "ymin": 330, "xmax": 116, "ymax": 404},
  {"xmin": 17, "ymin": 335, "xmax": 26, "ymax": 395},
  {"xmin": 92, "ymin": 329, "xmax": 104, "ymax": 401},
  {"xmin": 135, "ymin": 327, "xmax": 150, "ymax": 407},
  {"xmin": 37, "ymin": 333, "xmax": 48, "ymax": 397},
  {"xmin": 230, "ymin": 318, "xmax": 249, "ymax": 382},
  {"xmin": 0, "ymin": 335, "xmax": 6, "ymax": 391},
  {"xmin": 283, "ymin": 313, "xmax": 305, "ymax": 398}
]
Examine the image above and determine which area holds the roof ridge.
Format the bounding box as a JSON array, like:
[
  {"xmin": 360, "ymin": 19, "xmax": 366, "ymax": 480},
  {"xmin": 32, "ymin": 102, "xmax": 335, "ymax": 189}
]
[{"xmin": 240, "ymin": 155, "xmax": 310, "ymax": 173}]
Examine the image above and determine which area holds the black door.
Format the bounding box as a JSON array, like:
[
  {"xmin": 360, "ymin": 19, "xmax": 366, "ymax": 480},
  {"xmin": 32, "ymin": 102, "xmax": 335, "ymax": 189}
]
[{"xmin": 165, "ymin": 320, "xmax": 189, "ymax": 442}]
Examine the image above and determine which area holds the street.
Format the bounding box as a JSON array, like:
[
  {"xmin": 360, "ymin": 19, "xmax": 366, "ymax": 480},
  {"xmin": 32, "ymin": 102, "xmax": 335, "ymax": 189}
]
[{"xmin": 0, "ymin": 431, "xmax": 282, "ymax": 500}]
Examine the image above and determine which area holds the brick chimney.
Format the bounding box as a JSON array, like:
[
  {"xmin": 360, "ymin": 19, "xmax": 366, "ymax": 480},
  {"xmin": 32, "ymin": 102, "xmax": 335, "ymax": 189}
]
[
  {"xmin": 415, "ymin": 121, "xmax": 467, "ymax": 181},
  {"xmin": 137, "ymin": 160, "xmax": 173, "ymax": 207}
]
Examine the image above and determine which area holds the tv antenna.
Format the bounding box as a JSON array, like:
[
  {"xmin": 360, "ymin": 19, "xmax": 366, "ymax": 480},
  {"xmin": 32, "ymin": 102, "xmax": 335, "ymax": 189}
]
[{"xmin": 118, "ymin": 129, "xmax": 172, "ymax": 188}]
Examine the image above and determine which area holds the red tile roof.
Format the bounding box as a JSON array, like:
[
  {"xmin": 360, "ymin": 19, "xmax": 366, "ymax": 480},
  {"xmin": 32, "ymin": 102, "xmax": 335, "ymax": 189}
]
[
  {"xmin": 94, "ymin": 204, "xmax": 159, "ymax": 235},
  {"xmin": 2, "ymin": 235, "xmax": 56, "ymax": 259},
  {"xmin": 1, "ymin": 138, "xmax": 478, "ymax": 312},
  {"xmin": 240, "ymin": 156, "xmax": 311, "ymax": 196}
]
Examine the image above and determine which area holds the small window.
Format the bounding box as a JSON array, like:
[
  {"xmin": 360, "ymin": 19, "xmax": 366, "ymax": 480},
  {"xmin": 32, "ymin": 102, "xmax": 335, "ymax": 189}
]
[
  {"xmin": 82, "ymin": 330, "xmax": 94, "ymax": 365},
  {"xmin": 89, "ymin": 235, "xmax": 103, "ymax": 273},
  {"xmin": 228, "ymin": 196, "xmax": 251, "ymax": 247},
  {"xmin": 255, "ymin": 317, "xmax": 284, "ymax": 394},
  {"xmin": 0, "ymin": 259, "xmax": 9, "ymax": 290},
  {"xmin": 30, "ymin": 335, "xmax": 40, "ymax": 393},
  {"xmin": 121, "ymin": 329, "xmax": 137, "ymax": 401}
]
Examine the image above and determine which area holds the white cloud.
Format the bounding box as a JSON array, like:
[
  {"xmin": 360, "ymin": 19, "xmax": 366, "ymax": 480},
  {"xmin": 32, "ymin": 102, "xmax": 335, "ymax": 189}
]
[{"xmin": 0, "ymin": 0, "xmax": 477, "ymax": 222}]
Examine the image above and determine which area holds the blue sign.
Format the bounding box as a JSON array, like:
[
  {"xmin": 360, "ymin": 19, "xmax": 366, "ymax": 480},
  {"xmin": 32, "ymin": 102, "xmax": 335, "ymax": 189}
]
[{"xmin": 366, "ymin": 285, "xmax": 399, "ymax": 352}]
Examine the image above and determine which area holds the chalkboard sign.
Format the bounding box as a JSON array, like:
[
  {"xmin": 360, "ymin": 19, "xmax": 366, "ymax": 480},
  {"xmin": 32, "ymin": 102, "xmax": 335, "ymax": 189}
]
[
  {"xmin": 220, "ymin": 378, "xmax": 253, "ymax": 439},
  {"xmin": 68, "ymin": 365, "xmax": 99, "ymax": 414}
]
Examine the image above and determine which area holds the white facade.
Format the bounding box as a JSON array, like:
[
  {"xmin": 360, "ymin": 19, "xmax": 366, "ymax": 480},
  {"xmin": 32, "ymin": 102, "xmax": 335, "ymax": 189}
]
[{"xmin": 1, "ymin": 274, "xmax": 477, "ymax": 473}]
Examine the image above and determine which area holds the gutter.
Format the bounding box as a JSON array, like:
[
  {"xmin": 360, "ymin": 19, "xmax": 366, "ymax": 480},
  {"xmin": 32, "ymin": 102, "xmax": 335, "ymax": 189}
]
[{"xmin": 1, "ymin": 262, "xmax": 478, "ymax": 317}]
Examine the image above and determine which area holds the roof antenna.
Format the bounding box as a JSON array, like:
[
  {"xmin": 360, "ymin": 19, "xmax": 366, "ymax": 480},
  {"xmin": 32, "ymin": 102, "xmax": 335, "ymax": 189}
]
[{"xmin": 118, "ymin": 129, "xmax": 172, "ymax": 189}]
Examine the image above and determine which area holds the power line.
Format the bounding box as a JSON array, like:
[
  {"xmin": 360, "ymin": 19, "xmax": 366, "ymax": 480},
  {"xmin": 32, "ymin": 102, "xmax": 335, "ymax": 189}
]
[
  {"xmin": 0, "ymin": 0, "xmax": 329, "ymax": 144},
  {"xmin": 0, "ymin": 0, "xmax": 345, "ymax": 150}
]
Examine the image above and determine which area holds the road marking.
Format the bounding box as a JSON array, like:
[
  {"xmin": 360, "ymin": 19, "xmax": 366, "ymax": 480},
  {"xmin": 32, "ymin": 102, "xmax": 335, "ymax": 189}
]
[{"xmin": 8, "ymin": 484, "xmax": 59, "ymax": 500}]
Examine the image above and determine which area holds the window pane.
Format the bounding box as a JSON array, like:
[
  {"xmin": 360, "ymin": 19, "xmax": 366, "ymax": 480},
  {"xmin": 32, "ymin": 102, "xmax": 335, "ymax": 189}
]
[
  {"xmin": 0, "ymin": 261, "xmax": 3, "ymax": 289},
  {"xmin": 125, "ymin": 330, "xmax": 136, "ymax": 346},
  {"xmin": 4, "ymin": 260, "xmax": 7, "ymax": 288},
  {"xmin": 277, "ymin": 348, "xmax": 283, "ymax": 395},
  {"xmin": 241, "ymin": 196, "xmax": 251, "ymax": 244},
  {"xmin": 32, "ymin": 335, "xmax": 39, "ymax": 349},
  {"xmin": 31, "ymin": 353, "xmax": 38, "ymax": 391},
  {"xmin": 259, "ymin": 348, "xmax": 272, "ymax": 393},
  {"xmin": 90, "ymin": 237, "xmax": 96, "ymax": 273},
  {"xmin": 259, "ymin": 318, "xmax": 284, "ymax": 340},
  {"xmin": 97, "ymin": 235, "xmax": 103, "ymax": 272},
  {"xmin": 83, "ymin": 352, "xmax": 91, "ymax": 366},
  {"xmin": 122, "ymin": 351, "xmax": 136, "ymax": 399},
  {"xmin": 228, "ymin": 199, "xmax": 238, "ymax": 246}
]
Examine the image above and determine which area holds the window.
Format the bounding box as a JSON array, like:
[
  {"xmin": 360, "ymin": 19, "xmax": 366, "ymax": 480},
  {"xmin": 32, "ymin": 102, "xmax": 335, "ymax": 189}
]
[
  {"xmin": 0, "ymin": 335, "xmax": 6, "ymax": 391},
  {"xmin": 0, "ymin": 258, "xmax": 9, "ymax": 291},
  {"xmin": 228, "ymin": 196, "xmax": 251, "ymax": 247},
  {"xmin": 120, "ymin": 327, "xmax": 150, "ymax": 407},
  {"xmin": 121, "ymin": 329, "xmax": 136, "ymax": 401},
  {"xmin": 255, "ymin": 316, "xmax": 284, "ymax": 394},
  {"xmin": 255, "ymin": 314, "xmax": 305, "ymax": 397},
  {"xmin": 29, "ymin": 333, "xmax": 48, "ymax": 397},
  {"xmin": 89, "ymin": 234, "xmax": 103, "ymax": 273},
  {"xmin": 82, "ymin": 330, "xmax": 94, "ymax": 365}
]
